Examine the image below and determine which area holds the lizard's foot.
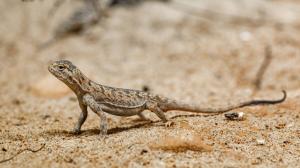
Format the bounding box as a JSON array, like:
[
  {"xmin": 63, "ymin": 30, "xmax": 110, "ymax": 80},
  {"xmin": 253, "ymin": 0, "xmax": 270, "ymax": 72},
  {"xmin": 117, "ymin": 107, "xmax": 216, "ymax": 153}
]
[
  {"xmin": 164, "ymin": 121, "xmax": 174, "ymax": 127},
  {"xmin": 99, "ymin": 129, "xmax": 108, "ymax": 135},
  {"xmin": 72, "ymin": 128, "xmax": 81, "ymax": 135},
  {"xmin": 99, "ymin": 133, "xmax": 108, "ymax": 138},
  {"xmin": 98, "ymin": 130, "xmax": 108, "ymax": 140},
  {"xmin": 99, "ymin": 122, "xmax": 108, "ymax": 135}
]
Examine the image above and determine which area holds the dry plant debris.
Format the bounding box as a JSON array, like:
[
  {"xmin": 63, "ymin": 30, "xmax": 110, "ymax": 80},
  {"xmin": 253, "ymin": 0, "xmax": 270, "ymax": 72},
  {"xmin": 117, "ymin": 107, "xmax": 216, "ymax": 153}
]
[{"xmin": 0, "ymin": 144, "xmax": 45, "ymax": 164}]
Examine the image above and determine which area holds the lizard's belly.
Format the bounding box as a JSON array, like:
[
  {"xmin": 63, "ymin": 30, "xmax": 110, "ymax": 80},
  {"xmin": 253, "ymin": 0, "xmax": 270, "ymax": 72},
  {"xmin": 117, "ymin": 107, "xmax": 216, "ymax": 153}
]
[{"xmin": 99, "ymin": 103, "xmax": 146, "ymax": 116}]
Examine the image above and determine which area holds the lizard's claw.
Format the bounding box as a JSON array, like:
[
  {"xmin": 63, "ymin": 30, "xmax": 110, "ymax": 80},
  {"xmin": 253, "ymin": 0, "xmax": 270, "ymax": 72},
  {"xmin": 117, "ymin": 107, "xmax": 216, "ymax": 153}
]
[{"xmin": 164, "ymin": 121, "xmax": 174, "ymax": 127}]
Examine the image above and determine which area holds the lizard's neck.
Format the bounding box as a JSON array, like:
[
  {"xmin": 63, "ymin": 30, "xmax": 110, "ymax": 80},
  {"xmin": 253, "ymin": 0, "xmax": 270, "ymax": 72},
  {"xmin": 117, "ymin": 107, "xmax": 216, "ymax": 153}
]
[{"xmin": 67, "ymin": 71, "xmax": 92, "ymax": 96}]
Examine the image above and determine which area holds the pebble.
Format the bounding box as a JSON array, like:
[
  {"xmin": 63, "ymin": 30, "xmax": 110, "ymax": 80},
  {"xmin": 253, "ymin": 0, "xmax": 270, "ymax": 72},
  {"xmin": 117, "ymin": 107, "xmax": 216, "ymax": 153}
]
[
  {"xmin": 224, "ymin": 112, "xmax": 245, "ymax": 121},
  {"xmin": 256, "ymin": 138, "xmax": 266, "ymax": 145}
]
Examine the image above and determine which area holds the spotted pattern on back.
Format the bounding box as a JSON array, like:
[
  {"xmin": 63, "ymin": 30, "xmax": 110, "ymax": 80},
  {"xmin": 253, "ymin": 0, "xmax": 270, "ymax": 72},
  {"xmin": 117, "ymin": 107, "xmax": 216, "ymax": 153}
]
[{"xmin": 88, "ymin": 82, "xmax": 149, "ymax": 108}]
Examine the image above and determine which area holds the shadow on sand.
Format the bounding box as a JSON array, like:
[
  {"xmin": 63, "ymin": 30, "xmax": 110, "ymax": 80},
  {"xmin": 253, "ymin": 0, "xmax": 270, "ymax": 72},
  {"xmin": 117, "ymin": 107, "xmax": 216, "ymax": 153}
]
[{"xmin": 40, "ymin": 113, "xmax": 214, "ymax": 137}]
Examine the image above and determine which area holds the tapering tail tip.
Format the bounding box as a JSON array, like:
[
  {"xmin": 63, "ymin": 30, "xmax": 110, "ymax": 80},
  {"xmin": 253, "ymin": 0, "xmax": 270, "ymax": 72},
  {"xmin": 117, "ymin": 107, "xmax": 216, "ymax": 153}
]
[
  {"xmin": 280, "ymin": 90, "xmax": 287, "ymax": 103},
  {"xmin": 263, "ymin": 90, "xmax": 287, "ymax": 104}
]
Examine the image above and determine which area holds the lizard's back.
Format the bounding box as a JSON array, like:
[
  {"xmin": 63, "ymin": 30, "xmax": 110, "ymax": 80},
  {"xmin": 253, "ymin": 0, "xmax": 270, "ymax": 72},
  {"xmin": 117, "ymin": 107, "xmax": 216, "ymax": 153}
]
[{"xmin": 89, "ymin": 82, "xmax": 150, "ymax": 108}]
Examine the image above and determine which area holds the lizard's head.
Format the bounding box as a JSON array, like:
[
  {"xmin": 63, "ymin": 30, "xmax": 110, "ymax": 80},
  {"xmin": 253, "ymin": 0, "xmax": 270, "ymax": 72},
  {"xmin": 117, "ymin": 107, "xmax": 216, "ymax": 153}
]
[
  {"xmin": 48, "ymin": 60, "xmax": 80, "ymax": 86},
  {"xmin": 48, "ymin": 60, "xmax": 91, "ymax": 93}
]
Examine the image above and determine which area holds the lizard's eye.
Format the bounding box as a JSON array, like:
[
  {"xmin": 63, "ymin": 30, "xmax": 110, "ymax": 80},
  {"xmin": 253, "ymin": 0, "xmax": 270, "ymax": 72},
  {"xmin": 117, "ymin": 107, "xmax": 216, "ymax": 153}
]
[{"xmin": 58, "ymin": 65, "xmax": 65, "ymax": 71}]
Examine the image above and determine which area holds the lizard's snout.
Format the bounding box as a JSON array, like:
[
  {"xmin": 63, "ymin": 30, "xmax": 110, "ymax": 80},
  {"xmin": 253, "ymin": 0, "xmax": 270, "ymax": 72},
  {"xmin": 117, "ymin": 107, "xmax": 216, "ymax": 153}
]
[
  {"xmin": 48, "ymin": 64, "xmax": 53, "ymax": 72},
  {"xmin": 48, "ymin": 63, "xmax": 56, "ymax": 74}
]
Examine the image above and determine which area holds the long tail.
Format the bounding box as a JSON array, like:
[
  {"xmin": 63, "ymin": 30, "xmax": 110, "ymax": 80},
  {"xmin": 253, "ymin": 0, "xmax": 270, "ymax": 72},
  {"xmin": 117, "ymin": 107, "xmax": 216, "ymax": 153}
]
[{"xmin": 164, "ymin": 90, "xmax": 286, "ymax": 113}]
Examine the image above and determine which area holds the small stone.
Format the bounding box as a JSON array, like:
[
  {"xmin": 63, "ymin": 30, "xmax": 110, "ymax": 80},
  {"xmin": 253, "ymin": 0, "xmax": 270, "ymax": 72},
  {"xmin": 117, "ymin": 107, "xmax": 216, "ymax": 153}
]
[
  {"xmin": 256, "ymin": 138, "xmax": 266, "ymax": 145},
  {"xmin": 31, "ymin": 75, "xmax": 71, "ymax": 98},
  {"xmin": 225, "ymin": 112, "xmax": 245, "ymax": 121}
]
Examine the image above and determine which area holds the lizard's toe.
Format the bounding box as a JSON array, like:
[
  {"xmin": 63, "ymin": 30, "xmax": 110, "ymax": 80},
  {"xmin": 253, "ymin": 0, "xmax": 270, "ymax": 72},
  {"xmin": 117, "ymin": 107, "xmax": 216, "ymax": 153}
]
[{"xmin": 164, "ymin": 121, "xmax": 174, "ymax": 127}]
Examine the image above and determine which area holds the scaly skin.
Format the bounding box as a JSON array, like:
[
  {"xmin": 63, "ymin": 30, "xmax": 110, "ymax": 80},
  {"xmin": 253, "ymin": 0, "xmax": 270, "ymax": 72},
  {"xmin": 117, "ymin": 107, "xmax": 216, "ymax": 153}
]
[{"xmin": 48, "ymin": 60, "xmax": 287, "ymax": 135}]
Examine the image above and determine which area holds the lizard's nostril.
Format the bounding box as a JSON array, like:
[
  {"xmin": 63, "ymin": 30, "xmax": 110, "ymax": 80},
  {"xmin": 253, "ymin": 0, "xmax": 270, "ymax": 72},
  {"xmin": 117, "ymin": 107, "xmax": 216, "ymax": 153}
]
[{"xmin": 48, "ymin": 65, "xmax": 54, "ymax": 72}]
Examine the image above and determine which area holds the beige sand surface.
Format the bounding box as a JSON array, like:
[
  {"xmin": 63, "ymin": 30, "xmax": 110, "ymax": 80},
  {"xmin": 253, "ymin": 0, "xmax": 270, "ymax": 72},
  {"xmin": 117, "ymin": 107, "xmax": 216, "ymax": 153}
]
[{"xmin": 0, "ymin": 0, "xmax": 300, "ymax": 167}]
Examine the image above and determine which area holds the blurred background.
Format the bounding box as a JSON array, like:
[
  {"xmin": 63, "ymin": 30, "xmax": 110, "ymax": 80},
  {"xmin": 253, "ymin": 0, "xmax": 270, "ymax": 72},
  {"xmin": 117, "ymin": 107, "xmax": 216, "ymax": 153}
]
[
  {"xmin": 1, "ymin": 0, "xmax": 300, "ymax": 99},
  {"xmin": 0, "ymin": 0, "xmax": 300, "ymax": 167}
]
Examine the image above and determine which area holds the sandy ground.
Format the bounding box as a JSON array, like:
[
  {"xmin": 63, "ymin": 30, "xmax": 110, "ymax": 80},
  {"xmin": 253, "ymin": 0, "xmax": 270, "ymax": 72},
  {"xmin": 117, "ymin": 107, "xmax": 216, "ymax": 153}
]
[{"xmin": 0, "ymin": 0, "xmax": 300, "ymax": 167}]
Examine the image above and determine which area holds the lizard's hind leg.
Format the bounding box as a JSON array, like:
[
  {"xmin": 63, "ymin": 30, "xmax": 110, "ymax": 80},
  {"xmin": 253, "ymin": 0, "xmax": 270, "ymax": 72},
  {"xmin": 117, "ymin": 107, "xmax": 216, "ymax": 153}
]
[
  {"xmin": 137, "ymin": 112, "xmax": 149, "ymax": 121},
  {"xmin": 92, "ymin": 109, "xmax": 108, "ymax": 136},
  {"xmin": 147, "ymin": 103, "xmax": 173, "ymax": 127}
]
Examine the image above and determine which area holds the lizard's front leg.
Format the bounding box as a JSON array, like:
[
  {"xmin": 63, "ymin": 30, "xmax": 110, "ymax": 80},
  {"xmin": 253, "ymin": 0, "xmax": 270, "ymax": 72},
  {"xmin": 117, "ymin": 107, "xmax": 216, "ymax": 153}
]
[
  {"xmin": 83, "ymin": 94, "xmax": 108, "ymax": 135},
  {"xmin": 73, "ymin": 100, "xmax": 88, "ymax": 134}
]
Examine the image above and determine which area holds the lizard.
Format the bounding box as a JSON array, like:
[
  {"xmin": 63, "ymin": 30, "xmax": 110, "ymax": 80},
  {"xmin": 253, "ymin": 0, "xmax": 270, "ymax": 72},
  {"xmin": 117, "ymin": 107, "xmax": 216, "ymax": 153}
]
[{"xmin": 48, "ymin": 60, "xmax": 287, "ymax": 135}]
